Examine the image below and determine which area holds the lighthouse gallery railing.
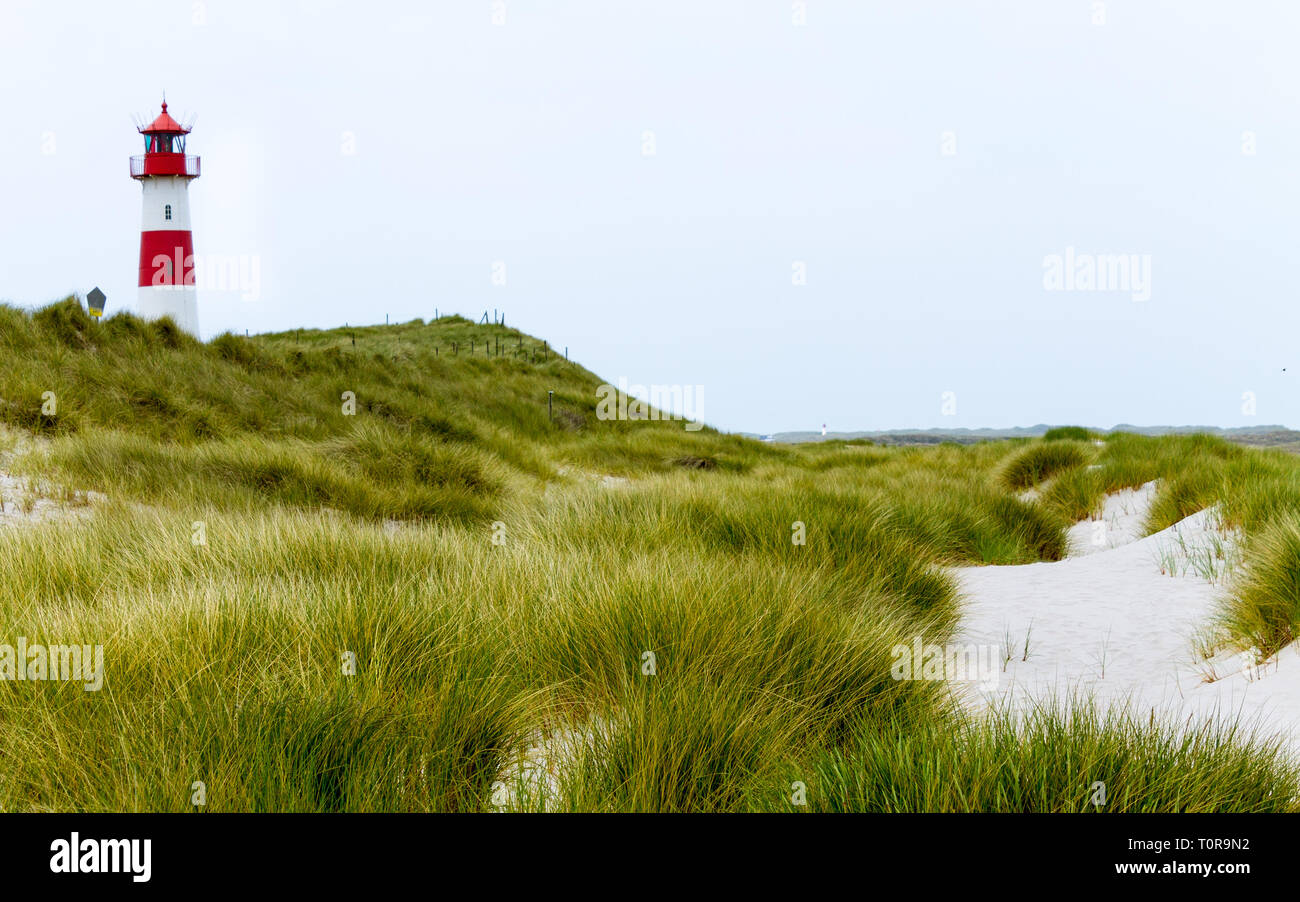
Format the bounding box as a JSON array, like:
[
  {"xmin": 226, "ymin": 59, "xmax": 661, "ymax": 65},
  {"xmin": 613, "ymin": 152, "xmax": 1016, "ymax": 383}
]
[{"xmin": 130, "ymin": 155, "xmax": 201, "ymax": 178}]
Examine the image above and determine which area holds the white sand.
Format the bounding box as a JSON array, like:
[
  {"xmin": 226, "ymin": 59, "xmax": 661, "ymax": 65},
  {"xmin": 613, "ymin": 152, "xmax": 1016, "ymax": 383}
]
[
  {"xmin": 493, "ymin": 720, "xmax": 606, "ymax": 811},
  {"xmin": 951, "ymin": 481, "xmax": 1300, "ymax": 758},
  {"xmin": 0, "ymin": 427, "xmax": 103, "ymax": 527},
  {"xmin": 1063, "ymin": 481, "xmax": 1161, "ymax": 557}
]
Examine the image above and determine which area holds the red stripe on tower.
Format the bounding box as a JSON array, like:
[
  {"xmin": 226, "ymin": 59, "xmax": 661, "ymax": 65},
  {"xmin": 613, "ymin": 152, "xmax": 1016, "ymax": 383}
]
[{"xmin": 137, "ymin": 231, "xmax": 196, "ymax": 287}]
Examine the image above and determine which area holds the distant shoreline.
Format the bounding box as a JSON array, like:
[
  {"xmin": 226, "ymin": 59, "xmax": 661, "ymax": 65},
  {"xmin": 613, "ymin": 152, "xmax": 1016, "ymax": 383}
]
[{"xmin": 747, "ymin": 424, "xmax": 1300, "ymax": 450}]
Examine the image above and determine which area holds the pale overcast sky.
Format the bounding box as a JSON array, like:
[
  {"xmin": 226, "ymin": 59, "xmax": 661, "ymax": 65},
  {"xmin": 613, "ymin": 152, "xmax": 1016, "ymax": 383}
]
[{"xmin": 2, "ymin": 1, "xmax": 1298, "ymax": 433}]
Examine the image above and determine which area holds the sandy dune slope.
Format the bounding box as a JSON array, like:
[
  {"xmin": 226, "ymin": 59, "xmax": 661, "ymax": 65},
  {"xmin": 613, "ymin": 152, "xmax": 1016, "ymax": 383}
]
[{"xmin": 952, "ymin": 481, "xmax": 1300, "ymax": 757}]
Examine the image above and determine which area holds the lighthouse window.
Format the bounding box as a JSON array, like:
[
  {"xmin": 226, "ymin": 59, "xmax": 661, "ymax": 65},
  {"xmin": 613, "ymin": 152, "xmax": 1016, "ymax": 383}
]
[{"xmin": 164, "ymin": 204, "xmax": 172, "ymax": 222}]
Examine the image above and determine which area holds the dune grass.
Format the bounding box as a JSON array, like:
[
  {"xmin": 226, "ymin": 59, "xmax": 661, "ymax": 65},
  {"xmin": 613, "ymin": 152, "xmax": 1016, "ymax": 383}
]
[
  {"xmin": 1038, "ymin": 464, "xmax": 1106, "ymax": 523},
  {"xmin": 999, "ymin": 440, "xmax": 1091, "ymax": 490},
  {"xmin": 0, "ymin": 501, "xmax": 952, "ymax": 812},
  {"xmin": 1, "ymin": 297, "xmax": 1298, "ymax": 811},
  {"xmin": 1218, "ymin": 518, "xmax": 1300, "ymax": 657},
  {"xmin": 1042, "ymin": 425, "xmax": 1094, "ymax": 442},
  {"xmin": 775, "ymin": 701, "xmax": 1300, "ymax": 813}
]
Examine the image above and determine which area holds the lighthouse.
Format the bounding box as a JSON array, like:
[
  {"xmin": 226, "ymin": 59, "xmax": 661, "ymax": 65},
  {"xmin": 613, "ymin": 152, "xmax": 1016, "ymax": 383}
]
[{"xmin": 130, "ymin": 100, "xmax": 201, "ymax": 337}]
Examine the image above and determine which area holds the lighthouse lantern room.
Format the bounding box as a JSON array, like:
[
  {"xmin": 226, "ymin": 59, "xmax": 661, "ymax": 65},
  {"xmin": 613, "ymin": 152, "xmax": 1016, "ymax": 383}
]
[{"xmin": 130, "ymin": 100, "xmax": 201, "ymax": 337}]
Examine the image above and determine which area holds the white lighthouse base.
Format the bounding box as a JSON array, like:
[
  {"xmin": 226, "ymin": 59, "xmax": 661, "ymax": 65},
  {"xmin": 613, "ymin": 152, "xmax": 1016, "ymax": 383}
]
[{"xmin": 137, "ymin": 286, "xmax": 200, "ymax": 338}]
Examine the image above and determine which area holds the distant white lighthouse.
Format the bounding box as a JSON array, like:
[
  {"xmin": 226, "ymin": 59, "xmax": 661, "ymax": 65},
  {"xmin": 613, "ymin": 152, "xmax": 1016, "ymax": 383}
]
[{"xmin": 130, "ymin": 100, "xmax": 201, "ymax": 337}]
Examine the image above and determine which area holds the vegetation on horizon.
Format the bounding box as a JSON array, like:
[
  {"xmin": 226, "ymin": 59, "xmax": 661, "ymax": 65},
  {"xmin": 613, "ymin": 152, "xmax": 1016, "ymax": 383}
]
[{"xmin": 1042, "ymin": 425, "xmax": 1094, "ymax": 442}]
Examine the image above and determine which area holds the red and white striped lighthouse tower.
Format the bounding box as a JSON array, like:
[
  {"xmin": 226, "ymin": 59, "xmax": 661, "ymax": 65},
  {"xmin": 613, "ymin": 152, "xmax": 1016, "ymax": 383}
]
[{"xmin": 130, "ymin": 100, "xmax": 201, "ymax": 336}]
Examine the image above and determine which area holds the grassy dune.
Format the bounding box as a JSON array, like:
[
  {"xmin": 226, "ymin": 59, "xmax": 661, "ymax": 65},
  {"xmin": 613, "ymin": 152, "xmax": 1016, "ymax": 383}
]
[{"xmin": 1, "ymin": 298, "xmax": 1299, "ymax": 812}]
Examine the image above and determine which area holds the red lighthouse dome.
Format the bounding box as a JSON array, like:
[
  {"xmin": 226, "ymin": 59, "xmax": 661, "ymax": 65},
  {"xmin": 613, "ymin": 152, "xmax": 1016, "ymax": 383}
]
[{"xmin": 130, "ymin": 101, "xmax": 201, "ymax": 179}]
